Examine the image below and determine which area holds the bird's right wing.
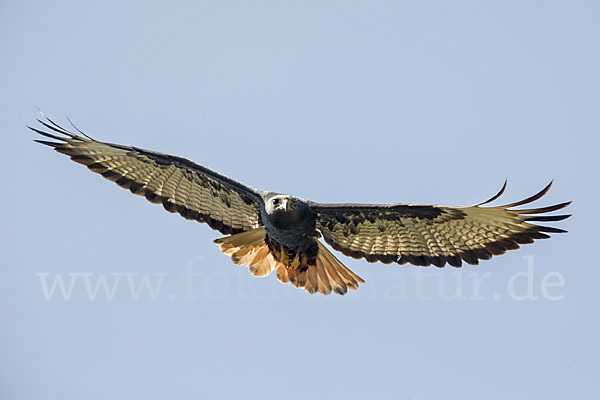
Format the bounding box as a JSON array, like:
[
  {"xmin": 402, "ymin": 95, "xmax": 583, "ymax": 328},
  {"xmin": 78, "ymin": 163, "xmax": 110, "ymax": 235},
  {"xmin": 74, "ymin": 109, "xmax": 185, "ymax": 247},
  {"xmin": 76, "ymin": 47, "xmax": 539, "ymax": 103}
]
[{"xmin": 31, "ymin": 117, "xmax": 263, "ymax": 234}]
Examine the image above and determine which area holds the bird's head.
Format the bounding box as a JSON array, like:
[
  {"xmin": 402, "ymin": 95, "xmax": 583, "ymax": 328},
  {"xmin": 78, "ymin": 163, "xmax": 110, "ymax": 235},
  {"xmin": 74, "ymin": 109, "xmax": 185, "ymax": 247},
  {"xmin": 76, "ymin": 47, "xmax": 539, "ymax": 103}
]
[
  {"xmin": 266, "ymin": 194, "xmax": 297, "ymax": 214},
  {"xmin": 263, "ymin": 194, "xmax": 313, "ymax": 228}
]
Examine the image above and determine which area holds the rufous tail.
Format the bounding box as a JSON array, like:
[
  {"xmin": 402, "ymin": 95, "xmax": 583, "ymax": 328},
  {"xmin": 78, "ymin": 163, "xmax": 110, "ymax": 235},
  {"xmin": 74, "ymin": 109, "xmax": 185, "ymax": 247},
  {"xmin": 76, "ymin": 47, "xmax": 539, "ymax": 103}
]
[{"xmin": 214, "ymin": 227, "xmax": 364, "ymax": 295}]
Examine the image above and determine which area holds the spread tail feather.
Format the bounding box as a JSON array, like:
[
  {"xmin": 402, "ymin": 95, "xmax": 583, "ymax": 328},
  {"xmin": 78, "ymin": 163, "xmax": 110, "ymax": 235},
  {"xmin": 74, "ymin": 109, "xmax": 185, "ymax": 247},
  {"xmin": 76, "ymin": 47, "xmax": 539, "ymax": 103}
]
[
  {"xmin": 314, "ymin": 241, "xmax": 364, "ymax": 295},
  {"xmin": 214, "ymin": 228, "xmax": 364, "ymax": 295},
  {"xmin": 214, "ymin": 227, "xmax": 278, "ymax": 277}
]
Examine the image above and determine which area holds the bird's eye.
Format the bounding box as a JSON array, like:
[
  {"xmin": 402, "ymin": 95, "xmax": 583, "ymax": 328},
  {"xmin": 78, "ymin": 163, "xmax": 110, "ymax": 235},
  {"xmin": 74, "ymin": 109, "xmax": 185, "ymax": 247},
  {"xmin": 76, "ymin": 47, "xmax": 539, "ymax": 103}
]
[{"xmin": 273, "ymin": 198, "xmax": 280, "ymax": 205}]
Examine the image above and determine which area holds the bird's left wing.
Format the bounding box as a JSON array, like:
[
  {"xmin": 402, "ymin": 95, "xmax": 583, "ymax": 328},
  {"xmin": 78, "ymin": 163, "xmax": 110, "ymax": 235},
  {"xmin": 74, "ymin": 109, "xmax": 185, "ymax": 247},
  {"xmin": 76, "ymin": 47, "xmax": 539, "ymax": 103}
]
[
  {"xmin": 30, "ymin": 117, "xmax": 263, "ymax": 234},
  {"xmin": 309, "ymin": 181, "xmax": 570, "ymax": 267}
]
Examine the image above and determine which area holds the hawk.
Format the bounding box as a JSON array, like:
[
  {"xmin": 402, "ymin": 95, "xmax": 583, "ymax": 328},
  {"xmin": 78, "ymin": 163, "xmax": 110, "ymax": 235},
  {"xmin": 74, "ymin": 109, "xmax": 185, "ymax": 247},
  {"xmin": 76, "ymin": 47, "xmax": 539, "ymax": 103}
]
[{"xmin": 30, "ymin": 116, "xmax": 571, "ymax": 295}]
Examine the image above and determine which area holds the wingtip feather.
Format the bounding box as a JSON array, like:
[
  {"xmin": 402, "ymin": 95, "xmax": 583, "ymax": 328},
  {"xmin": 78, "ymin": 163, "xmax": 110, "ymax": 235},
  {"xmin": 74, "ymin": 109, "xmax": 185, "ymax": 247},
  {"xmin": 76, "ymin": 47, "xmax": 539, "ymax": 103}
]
[
  {"xmin": 33, "ymin": 139, "xmax": 61, "ymax": 147},
  {"xmin": 502, "ymin": 180, "xmax": 554, "ymax": 208},
  {"xmin": 476, "ymin": 179, "xmax": 508, "ymax": 206}
]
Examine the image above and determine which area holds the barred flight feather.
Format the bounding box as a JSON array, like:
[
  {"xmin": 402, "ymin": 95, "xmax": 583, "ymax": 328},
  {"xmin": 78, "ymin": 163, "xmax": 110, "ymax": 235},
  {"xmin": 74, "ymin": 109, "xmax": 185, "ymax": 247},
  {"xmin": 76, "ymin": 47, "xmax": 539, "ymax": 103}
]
[{"xmin": 312, "ymin": 181, "xmax": 570, "ymax": 268}]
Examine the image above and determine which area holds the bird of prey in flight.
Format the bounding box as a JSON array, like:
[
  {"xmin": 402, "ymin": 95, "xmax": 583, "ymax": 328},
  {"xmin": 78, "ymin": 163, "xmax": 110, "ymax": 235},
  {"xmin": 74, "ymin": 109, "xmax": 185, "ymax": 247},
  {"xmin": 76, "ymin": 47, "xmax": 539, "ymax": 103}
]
[{"xmin": 30, "ymin": 116, "xmax": 571, "ymax": 295}]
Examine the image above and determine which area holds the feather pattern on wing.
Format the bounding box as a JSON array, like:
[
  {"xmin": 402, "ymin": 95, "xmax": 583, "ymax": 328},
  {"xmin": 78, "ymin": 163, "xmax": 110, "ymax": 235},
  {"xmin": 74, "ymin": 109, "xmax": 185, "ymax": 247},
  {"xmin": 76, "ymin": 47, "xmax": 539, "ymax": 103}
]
[
  {"xmin": 30, "ymin": 117, "xmax": 263, "ymax": 234},
  {"xmin": 311, "ymin": 181, "xmax": 570, "ymax": 268}
]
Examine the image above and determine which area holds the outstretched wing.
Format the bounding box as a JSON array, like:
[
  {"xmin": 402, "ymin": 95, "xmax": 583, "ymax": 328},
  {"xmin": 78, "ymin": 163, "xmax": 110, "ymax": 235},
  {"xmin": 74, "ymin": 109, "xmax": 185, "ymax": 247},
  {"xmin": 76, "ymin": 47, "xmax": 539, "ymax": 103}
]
[
  {"xmin": 310, "ymin": 181, "xmax": 570, "ymax": 267},
  {"xmin": 30, "ymin": 117, "xmax": 263, "ymax": 234}
]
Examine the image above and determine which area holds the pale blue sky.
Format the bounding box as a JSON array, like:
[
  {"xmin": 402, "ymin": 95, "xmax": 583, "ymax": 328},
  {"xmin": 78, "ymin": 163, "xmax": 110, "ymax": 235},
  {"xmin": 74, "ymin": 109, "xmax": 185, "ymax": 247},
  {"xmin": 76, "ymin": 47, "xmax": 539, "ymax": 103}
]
[{"xmin": 1, "ymin": 1, "xmax": 598, "ymax": 399}]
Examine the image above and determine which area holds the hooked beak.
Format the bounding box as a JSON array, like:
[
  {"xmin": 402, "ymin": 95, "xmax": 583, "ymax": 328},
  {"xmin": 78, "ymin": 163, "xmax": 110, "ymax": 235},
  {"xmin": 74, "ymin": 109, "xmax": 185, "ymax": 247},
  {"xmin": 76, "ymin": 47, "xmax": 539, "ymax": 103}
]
[{"xmin": 282, "ymin": 198, "xmax": 289, "ymax": 211}]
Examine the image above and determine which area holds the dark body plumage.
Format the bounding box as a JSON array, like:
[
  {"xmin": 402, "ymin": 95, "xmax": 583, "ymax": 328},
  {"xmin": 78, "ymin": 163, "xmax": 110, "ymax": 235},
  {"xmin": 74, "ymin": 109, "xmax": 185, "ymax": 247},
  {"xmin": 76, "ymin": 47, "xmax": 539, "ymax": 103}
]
[
  {"xmin": 30, "ymin": 115, "xmax": 571, "ymax": 295},
  {"xmin": 260, "ymin": 194, "xmax": 321, "ymax": 282},
  {"xmin": 262, "ymin": 194, "xmax": 317, "ymax": 252}
]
